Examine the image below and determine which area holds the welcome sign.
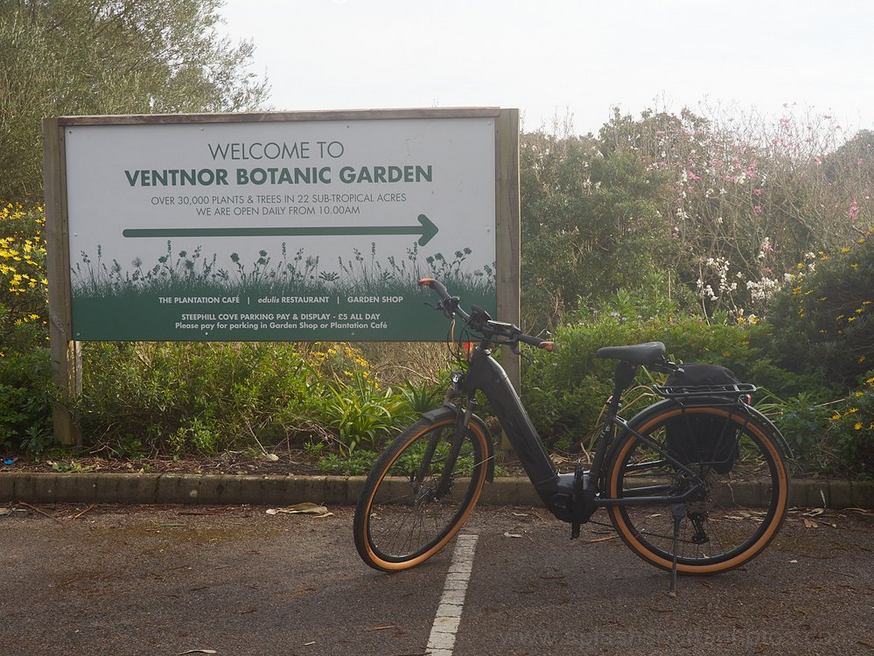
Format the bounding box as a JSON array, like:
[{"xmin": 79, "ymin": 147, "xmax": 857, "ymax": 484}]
[{"xmin": 61, "ymin": 110, "xmax": 501, "ymax": 340}]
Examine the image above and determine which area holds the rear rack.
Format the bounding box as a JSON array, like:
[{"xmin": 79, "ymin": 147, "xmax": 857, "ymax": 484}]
[{"xmin": 654, "ymin": 382, "xmax": 757, "ymax": 399}]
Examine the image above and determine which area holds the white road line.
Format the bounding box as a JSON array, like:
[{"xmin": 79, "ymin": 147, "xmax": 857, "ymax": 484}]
[{"xmin": 426, "ymin": 534, "xmax": 478, "ymax": 656}]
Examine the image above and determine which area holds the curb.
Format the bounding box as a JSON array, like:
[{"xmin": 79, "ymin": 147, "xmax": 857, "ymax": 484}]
[{"xmin": 1, "ymin": 472, "xmax": 873, "ymax": 509}]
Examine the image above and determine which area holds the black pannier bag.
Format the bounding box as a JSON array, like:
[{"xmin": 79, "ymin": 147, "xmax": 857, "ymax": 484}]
[{"xmin": 663, "ymin": 364, "xmax": 742, "ymax": 474}]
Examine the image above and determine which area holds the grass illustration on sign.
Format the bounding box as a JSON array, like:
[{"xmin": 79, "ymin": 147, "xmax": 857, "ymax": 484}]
[{"xmin": 70, "ymin": 240, "xmax": 495, "ymax": 302}]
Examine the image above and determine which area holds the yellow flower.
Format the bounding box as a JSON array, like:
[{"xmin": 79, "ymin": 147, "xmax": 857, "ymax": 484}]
[
  {"xmin": 855, "ymin": 422, "xmax": 863, "ymax": 431},
  {"xmin": 847, "ymin": 407, "xmax": 859, "ymax": 414}
]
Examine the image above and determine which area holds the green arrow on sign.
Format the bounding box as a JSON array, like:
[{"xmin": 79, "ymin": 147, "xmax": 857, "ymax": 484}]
[{"xmin": 122, "ymin": 213, "xmax": 440, "ymax": 246}]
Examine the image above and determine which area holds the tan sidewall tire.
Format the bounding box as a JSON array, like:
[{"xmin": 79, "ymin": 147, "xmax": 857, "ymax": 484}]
[
  {"xmin": 607, "ymin": 407, "xmax": 789, "ymax": 574},
  {"xmin": 356, "ymin": 417, "xmax": 489, "ymax": 572}
]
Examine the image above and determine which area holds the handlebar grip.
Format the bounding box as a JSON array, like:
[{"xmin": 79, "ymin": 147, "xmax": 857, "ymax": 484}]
[
  {"xmin": 418, "ymin": 277, "xmax": 450, "ymax": 301},
  {"xmin": 519, "ymin": 334, "xmax": 554, "ymax": 351}
]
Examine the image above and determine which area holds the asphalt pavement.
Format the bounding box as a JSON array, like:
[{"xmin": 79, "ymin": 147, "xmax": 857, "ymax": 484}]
[{"xmin": 1, "ymin": 502, "xmax": 872, "ymax": 656}]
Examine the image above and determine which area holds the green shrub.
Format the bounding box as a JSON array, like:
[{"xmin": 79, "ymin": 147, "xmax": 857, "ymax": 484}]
[
  {"xmin": 315, "ymin": 449, "xmax": 379, "ymax": 476},
  {"xmin": 772, "ymin": 392, "xmax": 835, "ymax": 462},
  {"xmin": 822, "ymin": 373, "xmax": 874, "ymax": 476},
  {"xmin": 320, "ymin": 372, "xmax": 413, "ymax": 455},
  {"xmin": 0, "ymin": 325, "xmax": 52, "ymax": 449},
  {"xmin": 74, "ymin": 340, "xmax": 427, "ymax": 458},
  {"xmin": 0, "ymin": 204, "xmax": 52, "ymax": 450},
  {"xmin": 522, "ymin": 283, "xmax": 828, "ymax": 451},
  {"xmin": 768, "ymin": 234, "xmax": 874, "ymax": 387},
  {"xmin": 75, "ymin": 342, "xmax": 325, "ymax": 455}
]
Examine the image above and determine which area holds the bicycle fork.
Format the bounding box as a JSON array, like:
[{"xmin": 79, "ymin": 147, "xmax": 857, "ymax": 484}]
[{"xmin": 420, "ymin": 399, "xmax": 476, "ymax": 500}]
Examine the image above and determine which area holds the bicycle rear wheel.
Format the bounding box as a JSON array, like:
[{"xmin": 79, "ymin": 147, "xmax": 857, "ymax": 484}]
[
  {"xmin": 605, "ymin": 403, "xmax": 790, "ymax": 575},
  {"xmin": 353, "ymin": 410, "xmax": 490, "ymax": 572}
]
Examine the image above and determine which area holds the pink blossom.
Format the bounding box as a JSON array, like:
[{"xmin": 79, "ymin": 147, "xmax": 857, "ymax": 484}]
[
  {"xmin": 849, "ymin": 200, "xmax": 859, "ymax": 220},
  {"xmin": 814, "ymin": 157, "xmax": 822, "ymax": 166},
  {"xmin": 754, "ymin": 188, "xmax": 763, "ymax": 196},
  {"xmin": 754, "ymin": 205, "xmax": 762, "ymax": 214}
]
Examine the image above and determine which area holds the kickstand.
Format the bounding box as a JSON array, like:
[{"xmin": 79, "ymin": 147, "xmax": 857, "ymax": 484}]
[{"xmin": 668, "ymin": 503, "xmax": 686, "ymax": 597}]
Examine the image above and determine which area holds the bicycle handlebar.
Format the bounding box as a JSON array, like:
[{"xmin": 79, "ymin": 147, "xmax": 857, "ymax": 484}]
[{"xmin": 418, "ymin": 278, "xmax": 553, "ymax": 352}]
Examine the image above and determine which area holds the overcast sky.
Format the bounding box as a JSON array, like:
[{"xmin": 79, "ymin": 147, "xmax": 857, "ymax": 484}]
[{"xmin": 218, "ymin": 0, "xmax": 874, "ymax": 136}]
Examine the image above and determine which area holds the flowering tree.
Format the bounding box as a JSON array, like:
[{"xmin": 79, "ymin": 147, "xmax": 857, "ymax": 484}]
[{"xmin": 598, "ymin": 106, "xmax": 873, "ymax": 322}]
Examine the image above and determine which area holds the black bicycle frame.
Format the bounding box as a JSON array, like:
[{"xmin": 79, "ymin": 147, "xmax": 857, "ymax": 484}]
[{"xmin": 459, "ymin": 342, "xmax": 709, "ymax": 524}]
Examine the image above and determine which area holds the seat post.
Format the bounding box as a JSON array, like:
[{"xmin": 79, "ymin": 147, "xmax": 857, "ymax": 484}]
[{"xmin": 609, "ymin": 361, "xmax": 637, "ymax": 412}]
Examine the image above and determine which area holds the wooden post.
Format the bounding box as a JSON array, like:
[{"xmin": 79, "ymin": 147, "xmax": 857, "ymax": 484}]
[
  {"xmin": 42, "ymin": 118, "xmax": 82, "ymax": 446},
  {"xmin": 495, "ymin": 109, "xmax": 522, "ymax": 460}
]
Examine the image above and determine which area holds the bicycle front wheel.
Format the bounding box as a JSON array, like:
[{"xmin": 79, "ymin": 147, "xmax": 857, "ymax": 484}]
[
  {"xmin": 605, "ymin": 403, "xmax": 790, "ymax": 575},
  {"xmin": 353, "ymin": 411, "xmax": 490, "ymax": 572}
]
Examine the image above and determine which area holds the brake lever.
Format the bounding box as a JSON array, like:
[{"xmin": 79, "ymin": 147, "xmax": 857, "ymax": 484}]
[{"xmin": 425, "ymin": 297, "xmax": 456, "ymax": 318}]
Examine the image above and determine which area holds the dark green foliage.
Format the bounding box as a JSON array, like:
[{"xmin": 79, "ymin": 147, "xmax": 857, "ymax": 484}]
[
  {"xmin": 0, "ymin": 323, "xmax": 52, "ymax": 449},
  {"xmin": 0, "ymin": 205, "xmax": 51, "ymax": 450},
  {"xmin": 775, "ymin": 392, "xmax": 836, "ymax": 463},
  {"xmin": 768, "ymin": 235, "xmax": 874, "ymax": 387},
  {"xmin": 316, "ymin": 450, "xmax": 379, "ymax": 476},
  {"xmin": 1, "ymin": 0, "xmax": 268, "ymax": 202},
  {"xmin": 522, "ymin": 281, "xmax": 834, "ymax": 453},
  {"xmin": 519, "ymin": 129, "xmax": 675, "ymax": 332},
  {"xmin": 72, "ymin": 341, "xmax": 421, "ymax": 458},
  {"xmin": 74, "ymin": 342, "xmax": 319, "ymax": 455}
]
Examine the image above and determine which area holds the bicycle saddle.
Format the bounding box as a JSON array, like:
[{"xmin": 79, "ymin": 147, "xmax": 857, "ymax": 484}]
[{"xmin": 595, "ymin": 341, "xmax": 666, "ymax": 365}]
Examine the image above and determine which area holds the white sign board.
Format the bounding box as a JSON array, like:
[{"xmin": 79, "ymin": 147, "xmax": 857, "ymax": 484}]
[{"xmin": 62, "ymin": 112, "xmax": 498, "ymax": 340}]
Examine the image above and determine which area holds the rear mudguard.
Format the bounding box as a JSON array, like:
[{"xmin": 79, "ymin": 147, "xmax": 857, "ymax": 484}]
[{"xmin": 421, "ymin": 404, "xmax": 496, "ymax": 483}]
